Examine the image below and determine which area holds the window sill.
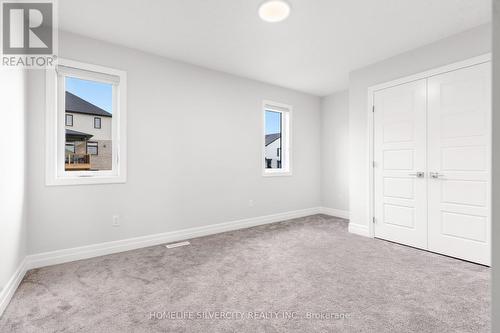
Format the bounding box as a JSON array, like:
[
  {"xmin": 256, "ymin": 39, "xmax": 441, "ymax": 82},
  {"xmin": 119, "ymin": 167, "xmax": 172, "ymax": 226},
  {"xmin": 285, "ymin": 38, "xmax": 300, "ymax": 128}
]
[
  {"xmin": 46, "ymin": 174, "xmax": 126, "ymax": 186},
  {"xmin": 262, "ymin": 170, "xmax": 292, "ymax": 177}
]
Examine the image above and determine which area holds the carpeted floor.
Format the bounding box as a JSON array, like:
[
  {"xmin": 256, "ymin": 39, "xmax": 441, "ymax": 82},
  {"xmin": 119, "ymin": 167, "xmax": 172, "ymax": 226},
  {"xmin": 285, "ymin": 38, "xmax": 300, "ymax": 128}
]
[{"xmin": 0, "ymin": 214, "xmax": 490, "ymax": 332}]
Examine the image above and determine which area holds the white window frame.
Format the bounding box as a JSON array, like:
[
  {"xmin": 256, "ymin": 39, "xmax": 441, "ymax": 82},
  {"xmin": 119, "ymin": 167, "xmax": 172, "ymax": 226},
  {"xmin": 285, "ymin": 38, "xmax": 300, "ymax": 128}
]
[
  {"xmin": 46, "ymin": 58, "xmax": 127, "ymax": 186},
  {"xmin": 262, "ymin": 100, "xmax": 292, "ymax": 177}
]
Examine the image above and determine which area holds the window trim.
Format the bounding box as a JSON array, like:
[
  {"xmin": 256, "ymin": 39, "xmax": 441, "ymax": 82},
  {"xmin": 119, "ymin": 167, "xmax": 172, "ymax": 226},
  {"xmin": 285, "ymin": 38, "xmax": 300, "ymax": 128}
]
[
  {"xmin": 46, "ymin": 58, "xmax": 127, "ymax": 186},
  {"xmin": 94, "ymin": 117, "xmax": 101, "ymax": 129},
  {"xmin": 262, "ymin": 100, "xmax": 292, "ymax": 177},
  {"xmin": 65, "ymin": 113, "xmax": 73, "ymax": 126}
]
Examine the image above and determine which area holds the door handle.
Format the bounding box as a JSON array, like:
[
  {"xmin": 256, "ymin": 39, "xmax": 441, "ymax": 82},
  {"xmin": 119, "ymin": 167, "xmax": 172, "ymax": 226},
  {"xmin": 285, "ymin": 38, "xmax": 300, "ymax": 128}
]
[
  {"xmin": 430, "ymin": 172, "xmax": 444, "ymax": 179},
  {"xmin": 408, "ymin": 172, "xmax": 425, "ymax": 178}
]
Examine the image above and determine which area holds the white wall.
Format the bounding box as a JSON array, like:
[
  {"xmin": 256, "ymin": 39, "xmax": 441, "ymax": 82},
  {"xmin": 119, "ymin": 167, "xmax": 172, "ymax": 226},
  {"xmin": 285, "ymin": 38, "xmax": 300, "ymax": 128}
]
[
  {"xmin": 0, "ymin": 69, "xmax": 27, "ymax": 290},
  {"xmin": 24, "ymin": 25, "xmax": 491, "ymax": 256},
  {"xmin": 27, "ymin": 31, "xmax": 321, "ymax": 254},
  {"xmin": 320, "ymin": 90, "xmax": 349, "ymax": 212},
  {"xmin": 348, "ymin": 24, "xmax": 491, "ymax": 230}
]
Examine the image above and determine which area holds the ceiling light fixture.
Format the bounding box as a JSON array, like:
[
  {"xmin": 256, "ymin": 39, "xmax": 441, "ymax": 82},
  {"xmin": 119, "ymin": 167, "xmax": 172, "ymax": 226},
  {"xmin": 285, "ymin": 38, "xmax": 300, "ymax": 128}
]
[{"xmin": 259, "ymin": 1, "xmax": 291, "ymax": 23}]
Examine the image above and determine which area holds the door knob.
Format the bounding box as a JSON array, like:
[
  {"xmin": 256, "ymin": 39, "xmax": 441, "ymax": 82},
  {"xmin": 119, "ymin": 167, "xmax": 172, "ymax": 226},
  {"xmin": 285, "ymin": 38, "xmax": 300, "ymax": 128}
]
[{"xmin": 408, "ymin": 172, "xmax": 425, "ymax": 178}]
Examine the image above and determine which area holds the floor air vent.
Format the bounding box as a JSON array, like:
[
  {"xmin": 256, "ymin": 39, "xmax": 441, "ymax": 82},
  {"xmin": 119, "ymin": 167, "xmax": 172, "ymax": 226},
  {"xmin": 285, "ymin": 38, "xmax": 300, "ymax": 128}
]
[{"xmin": 165, "ymin": 241, "xmax": 190, "ymax": 249}]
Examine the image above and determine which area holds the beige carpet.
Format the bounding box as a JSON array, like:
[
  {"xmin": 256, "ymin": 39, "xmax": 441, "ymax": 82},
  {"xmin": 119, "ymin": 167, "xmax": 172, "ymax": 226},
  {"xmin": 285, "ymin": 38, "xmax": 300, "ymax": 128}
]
[{"xmin": 0, "ymin": 214, "xmax": 490, "ymax": 332}]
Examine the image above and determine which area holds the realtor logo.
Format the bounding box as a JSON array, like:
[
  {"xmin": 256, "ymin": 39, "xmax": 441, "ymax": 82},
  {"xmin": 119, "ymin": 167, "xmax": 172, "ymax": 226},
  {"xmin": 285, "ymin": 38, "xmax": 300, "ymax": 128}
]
[{"xmin": 1, "ymin": 0, "xmax": 57, "ymax": 67}]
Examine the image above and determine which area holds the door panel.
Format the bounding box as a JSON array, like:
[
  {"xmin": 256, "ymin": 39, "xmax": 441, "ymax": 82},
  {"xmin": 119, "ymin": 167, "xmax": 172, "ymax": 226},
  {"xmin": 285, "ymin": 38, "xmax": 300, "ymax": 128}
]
[
  {"xmin": 373, "ymin": 80, "xmax": 427, "ymax": 249},
  {"xmin": 427, "ymin": 62, "xmax": 491, "ymax": 265}
]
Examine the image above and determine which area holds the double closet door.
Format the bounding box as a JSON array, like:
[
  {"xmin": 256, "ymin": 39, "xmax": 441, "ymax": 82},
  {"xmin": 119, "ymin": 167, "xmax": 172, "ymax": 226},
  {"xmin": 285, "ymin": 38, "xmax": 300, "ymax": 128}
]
[{"xmin": 373, "ymin": 61, "xmax": 491, "ymax": 266}]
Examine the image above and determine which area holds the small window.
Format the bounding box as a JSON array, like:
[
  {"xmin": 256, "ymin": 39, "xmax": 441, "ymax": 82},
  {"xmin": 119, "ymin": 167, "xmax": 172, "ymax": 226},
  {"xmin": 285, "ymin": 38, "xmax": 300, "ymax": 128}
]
[
  {"xmin": 263, "ymin": 100, "xmax": 291, "ymax": 176},
  {"xmin": 65, "ymin": 114, "xmax": 73, "ymax": 126},
  {"xmin": 94, "ymin": 117, "xmax": 101, "ymax": 129},
  {"xmin": 87, "ymin": 142, "xmax": 98, "ymax": 155},
  {"xmin": 46, "ymin": 59, "xmax": 127, "ymax": 185}
]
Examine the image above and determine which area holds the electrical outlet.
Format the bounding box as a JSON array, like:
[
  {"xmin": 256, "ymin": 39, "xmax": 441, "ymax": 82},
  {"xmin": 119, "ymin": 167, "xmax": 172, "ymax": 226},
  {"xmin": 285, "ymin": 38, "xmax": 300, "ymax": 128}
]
[
  {"xmin": 248, "ymin": 200, "xmax": 254, "ymax": 207},
  {"xmin": 112, "ymin": 215, "xmax": 120, "ymax": 227}
]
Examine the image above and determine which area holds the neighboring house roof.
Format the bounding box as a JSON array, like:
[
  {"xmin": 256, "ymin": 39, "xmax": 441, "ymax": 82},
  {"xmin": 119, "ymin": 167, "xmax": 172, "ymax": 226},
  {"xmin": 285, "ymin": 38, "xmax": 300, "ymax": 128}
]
[
  {"xmin": 66, "ymin": 129, "xmax": 94, "ymax": 142},
  {"xmin": 265, "ymin": 133, "xmax": 281, "ymax": 146},
  {"xmin": 65, "ymin": 91, "xmax": 112, "ymax": 117}
]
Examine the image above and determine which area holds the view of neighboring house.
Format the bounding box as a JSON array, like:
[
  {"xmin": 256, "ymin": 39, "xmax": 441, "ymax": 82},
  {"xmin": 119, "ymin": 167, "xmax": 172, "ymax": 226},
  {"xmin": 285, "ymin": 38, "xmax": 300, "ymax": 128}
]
[
  {"xmin": 265, "ymin": 133, "xmax": 281, "ymax": 169},
  {"xmin": 65, "ymin": 91, "xmax": 112, "ymax": 171}
]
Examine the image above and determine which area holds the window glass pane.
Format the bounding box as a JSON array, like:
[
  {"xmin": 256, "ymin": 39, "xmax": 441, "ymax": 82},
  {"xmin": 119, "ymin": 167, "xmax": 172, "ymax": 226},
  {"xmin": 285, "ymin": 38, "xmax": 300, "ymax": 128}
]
[
  {"xmin": 264, "ymin": 110, "xmax": 282, "ymax": 169},
  {"xmin": 65, "ymin": 76, "xmax": 112, "ymax": 171}
]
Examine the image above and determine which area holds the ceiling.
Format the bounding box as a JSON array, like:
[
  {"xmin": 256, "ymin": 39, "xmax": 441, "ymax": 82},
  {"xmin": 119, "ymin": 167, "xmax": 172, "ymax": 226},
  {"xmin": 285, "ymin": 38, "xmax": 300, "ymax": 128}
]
[{"xmin": 59, "ymin": 0, "xmax": 491, "ymax": 96}]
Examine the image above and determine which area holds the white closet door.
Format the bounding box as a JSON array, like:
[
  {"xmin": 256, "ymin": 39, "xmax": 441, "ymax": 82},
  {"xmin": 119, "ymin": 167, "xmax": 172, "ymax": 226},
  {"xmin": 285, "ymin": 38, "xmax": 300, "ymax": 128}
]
[
  {"xmin": 373, "ymin": 79, "xmax": 428, "ymax": 249},
  {"xmin": 427, "ymin": 62, "xmax": 491, "ymax": 265}
]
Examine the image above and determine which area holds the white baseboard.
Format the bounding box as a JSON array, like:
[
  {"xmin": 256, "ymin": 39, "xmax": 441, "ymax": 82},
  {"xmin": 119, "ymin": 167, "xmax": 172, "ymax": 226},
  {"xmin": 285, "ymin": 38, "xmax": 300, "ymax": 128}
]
[
  {"xmin": 319, "ymin": 207, "xmax": 350, "ymax": 220},
  {"xmin": 348, "ymin": 223, "xmax": 370, "ymax": 237},
  {"xmin": 0, "ymin": 258, "xmax": 28, "ymax": 318},
  {"xmin": 26, "ymin": 207, "xmax": 322, "ymax": 270}
]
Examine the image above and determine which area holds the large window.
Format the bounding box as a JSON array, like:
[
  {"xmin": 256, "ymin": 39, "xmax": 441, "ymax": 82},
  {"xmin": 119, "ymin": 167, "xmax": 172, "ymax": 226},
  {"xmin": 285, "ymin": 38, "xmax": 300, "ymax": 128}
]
[
  {"xmin": 263, "ymin": 100, "xmax": 291, "ymax": 176},
  {"xmin": 46, "ymin": 59, "xmax": 127, "ymax": 185}
]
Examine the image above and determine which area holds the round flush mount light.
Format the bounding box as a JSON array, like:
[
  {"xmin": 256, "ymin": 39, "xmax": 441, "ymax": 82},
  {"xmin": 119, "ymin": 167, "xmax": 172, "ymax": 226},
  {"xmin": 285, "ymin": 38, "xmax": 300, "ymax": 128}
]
[{"xmin": 259, "ymin": 0, "xmax": 291, "ymax": 23}]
